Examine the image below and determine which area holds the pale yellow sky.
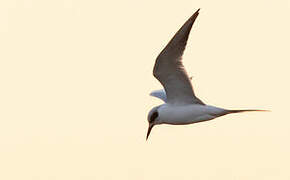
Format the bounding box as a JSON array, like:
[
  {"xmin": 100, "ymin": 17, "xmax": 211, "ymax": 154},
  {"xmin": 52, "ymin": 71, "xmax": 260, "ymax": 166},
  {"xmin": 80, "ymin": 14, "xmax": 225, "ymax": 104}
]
[{"xmin": 0, "ymin": 0, "xmax": 289, "ymax": 179}]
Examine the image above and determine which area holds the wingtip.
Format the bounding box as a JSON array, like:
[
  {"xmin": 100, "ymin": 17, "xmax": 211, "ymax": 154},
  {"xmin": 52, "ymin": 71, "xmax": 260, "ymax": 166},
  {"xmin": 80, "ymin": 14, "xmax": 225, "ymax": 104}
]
[
  {"xmin": 195, "ymin": 8, "xmax": 200, "ymax": 15},
  {"xmin": 190, "ymin": 8, "xmax": 200, "ymax": 19}
]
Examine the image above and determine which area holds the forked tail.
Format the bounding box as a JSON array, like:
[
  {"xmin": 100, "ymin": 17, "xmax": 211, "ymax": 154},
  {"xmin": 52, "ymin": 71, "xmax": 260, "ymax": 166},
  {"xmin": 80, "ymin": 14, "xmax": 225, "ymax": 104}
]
[{"xmin": 227, "ymin": 109, "xmax": 269, "ymax": 114}]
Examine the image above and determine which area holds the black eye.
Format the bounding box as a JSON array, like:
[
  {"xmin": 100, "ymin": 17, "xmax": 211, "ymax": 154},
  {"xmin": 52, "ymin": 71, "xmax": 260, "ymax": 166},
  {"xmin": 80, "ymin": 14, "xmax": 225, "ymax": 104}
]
[{"xmin": 150, "ymin": 111, "xmax": 158, "ymax": 123}]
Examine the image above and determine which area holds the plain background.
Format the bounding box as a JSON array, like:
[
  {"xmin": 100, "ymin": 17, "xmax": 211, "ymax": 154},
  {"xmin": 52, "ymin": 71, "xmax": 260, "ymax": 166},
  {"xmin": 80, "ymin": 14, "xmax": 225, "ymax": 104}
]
[{"xmin": 0, "ymin": 0, "xmax": 289, "ymax": 179}]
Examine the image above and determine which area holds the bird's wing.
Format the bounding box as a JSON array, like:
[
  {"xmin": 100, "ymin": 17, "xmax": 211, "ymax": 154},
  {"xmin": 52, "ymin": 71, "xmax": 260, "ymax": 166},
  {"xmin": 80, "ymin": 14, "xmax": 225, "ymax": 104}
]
[
  {"xmin": 153, "ymin": 9, "xmax": 204, "ymax": 105},
  {"xmin": 150, "ymin": 89, "xmax": 167, "ymax": 102}
]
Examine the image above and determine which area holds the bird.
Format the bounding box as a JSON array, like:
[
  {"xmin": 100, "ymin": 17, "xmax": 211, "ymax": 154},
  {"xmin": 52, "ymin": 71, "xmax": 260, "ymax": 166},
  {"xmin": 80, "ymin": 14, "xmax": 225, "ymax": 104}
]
[{"xmin": 146, "ymin": 9, "xmax": 267, "ymax": 140}]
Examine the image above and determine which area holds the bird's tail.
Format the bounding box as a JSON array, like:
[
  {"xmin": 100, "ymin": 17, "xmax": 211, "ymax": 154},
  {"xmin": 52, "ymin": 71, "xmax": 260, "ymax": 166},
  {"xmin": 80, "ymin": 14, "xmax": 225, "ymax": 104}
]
[{"xmin": 227, "ymin": 109, "xmax": 269, "ymax": 114}]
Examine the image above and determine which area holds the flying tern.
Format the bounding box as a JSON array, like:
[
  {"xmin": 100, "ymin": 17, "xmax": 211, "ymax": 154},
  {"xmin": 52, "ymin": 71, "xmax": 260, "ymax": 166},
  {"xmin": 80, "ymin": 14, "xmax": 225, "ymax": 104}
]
[{"xmin": 147, "ymin": 9, "xmax": 266, "ymax": 140}]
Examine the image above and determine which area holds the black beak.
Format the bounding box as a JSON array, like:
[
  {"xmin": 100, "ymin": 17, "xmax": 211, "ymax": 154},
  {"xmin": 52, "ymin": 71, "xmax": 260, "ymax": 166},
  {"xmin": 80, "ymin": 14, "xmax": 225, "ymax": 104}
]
[{"xmin": 146, "ymin": 123, "xmax": 154, "ymax": 140}]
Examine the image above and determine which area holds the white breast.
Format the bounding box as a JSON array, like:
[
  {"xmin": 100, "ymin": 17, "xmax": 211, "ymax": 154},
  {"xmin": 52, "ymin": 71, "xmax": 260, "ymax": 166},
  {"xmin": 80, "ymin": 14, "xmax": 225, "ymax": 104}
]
[{"xmin": 158, "ymin": 104, "xmax": 226, "ymax": 125}]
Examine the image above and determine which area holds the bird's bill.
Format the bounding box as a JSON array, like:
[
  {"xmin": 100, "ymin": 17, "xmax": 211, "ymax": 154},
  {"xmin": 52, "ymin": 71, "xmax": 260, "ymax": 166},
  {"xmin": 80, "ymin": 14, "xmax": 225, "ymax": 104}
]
[{"xmin": 146, "ymin": 123, "xmax": 154, "ymax": 140}]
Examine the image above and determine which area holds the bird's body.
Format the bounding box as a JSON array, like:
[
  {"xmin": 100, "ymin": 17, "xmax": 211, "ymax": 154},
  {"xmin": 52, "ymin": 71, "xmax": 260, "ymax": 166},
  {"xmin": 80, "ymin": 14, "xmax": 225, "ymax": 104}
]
[
  {"xmin": 151, "ymin": 104, "xmax": 226, "ymax": 125},
  {"xmin": 146, "ymin": 9, "xmax": 266, "ymax": 140}
]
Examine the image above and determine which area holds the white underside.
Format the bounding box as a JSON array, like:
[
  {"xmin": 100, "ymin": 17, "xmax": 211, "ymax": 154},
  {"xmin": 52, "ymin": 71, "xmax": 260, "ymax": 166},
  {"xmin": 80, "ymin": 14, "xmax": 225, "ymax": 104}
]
[{"xmin": 157, "ymin": 104, "xmax": 226, "ymax": 125}]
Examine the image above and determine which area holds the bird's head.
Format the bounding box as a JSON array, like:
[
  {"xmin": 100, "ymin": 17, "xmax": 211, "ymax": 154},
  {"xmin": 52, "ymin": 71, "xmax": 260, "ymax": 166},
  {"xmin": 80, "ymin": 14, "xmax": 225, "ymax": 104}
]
[{"xmin": 146, "ymin": 106, "xmax": 161, "ymax": 140}]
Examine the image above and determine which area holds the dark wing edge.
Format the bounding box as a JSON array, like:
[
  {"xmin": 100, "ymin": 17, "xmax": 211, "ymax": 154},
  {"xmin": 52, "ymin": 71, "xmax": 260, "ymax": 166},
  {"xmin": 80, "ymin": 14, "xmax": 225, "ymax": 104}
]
[{"xmin": 155, "ymin": 8, "xmax": 200, "ymax": 63}]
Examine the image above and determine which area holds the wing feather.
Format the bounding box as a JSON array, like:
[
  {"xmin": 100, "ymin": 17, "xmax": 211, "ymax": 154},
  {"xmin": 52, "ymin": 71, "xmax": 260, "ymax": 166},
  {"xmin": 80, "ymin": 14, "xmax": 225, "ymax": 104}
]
[
  {"xmin": 150, "ymin": 89, "xmax": 167, "ymax": 102},
  {"xmin": 153, "ymin": 9, "xmax": 204, "ymax": 105}
]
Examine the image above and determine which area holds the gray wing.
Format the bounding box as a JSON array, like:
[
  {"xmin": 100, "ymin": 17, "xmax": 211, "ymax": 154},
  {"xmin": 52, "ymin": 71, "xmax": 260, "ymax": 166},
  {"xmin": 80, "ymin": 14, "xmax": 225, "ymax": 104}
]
[
  {"xmin": 153, "ymin": 9, "xmax": 204, "ymax": 105},
  {"xmin": 150, "ymin": 89, "xmax": 167, "ymax": 102}
]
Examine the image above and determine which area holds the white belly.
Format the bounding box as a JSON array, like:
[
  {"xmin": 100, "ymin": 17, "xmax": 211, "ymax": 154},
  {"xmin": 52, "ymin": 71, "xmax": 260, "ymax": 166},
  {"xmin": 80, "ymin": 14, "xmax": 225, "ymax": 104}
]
[{"xmin": 158, "ymin": 104, "xmax": 226, "ymax": 125}]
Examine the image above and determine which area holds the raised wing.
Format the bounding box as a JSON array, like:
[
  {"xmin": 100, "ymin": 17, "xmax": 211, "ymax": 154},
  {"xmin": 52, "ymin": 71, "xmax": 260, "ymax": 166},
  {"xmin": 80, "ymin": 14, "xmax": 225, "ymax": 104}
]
[
  {"xmin": 150, "ymin": 89, "xmax": 167, "ymax": 102},
  {"xmin": 153, "ymin": 9, "xmax": 204, "ymax": 105}
]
